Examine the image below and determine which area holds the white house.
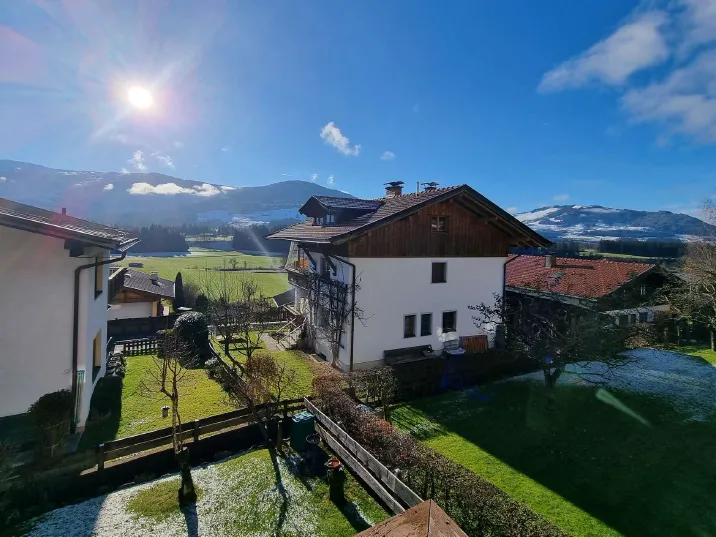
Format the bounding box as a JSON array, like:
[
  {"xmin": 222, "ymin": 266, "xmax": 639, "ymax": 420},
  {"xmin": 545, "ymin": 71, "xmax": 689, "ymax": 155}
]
[
  {"xmin": 267, "ymin": 182, "xmax": 549, "ymax": 371},
  {"xmin": 0, "ymin": 198, "xmax": 138, "ymax": 433},
  {"xmin": 108, "ymin": 267, "xmax": 175, "ymax": 320}
]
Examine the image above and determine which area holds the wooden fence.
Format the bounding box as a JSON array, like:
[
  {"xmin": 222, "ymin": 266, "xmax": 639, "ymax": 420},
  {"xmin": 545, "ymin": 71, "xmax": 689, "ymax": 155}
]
[
  {"xmin": 107, "ymin": 314, "xmax": 178, "ymax": 338},
  {"xmin": 304, "ymin": 398, "xmax": 422, "ymax": 515},
  {"xmin": 119, "ymin": 338, "xmax": 158, "ymax": 356}
]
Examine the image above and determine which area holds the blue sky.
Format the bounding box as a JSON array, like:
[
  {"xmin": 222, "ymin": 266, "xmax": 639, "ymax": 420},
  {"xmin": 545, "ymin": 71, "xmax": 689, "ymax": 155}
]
[{"xmin": 1, "ymin": 0, "xmax": 716, "ymax": 215}]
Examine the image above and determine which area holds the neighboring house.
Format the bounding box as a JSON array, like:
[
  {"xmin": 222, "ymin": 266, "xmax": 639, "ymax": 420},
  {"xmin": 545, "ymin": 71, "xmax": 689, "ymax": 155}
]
[
  {"xmin": 108, "ymin": 267, "xmax": 175, "ymax": 320},
  {"xmin": 506, "ymin": 254, "xmax": 671, "ymax": 324},
  {"xmin": 267, "ymin": 182, "xmax": 549, "ymax": 371},
  {"xmin": 0, "ymin": 198, "xmax": 138, "ymax": 433}
]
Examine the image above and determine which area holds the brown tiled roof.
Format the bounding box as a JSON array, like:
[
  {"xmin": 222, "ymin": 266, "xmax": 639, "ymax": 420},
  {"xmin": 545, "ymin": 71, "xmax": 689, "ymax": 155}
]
[
  {"xmin": 0, "ymin": 197, "xmax": 138, "ymax": 250},
  {"xmin": 354, "ymin": 499, "xmax": 469, "ymax": 537},
  {"xmin": 120, "ymin": 268, "xmax": 175, "ymax": 298},
  {"xmin": 267, "ymin": 185, "xmax": 549, "ymax": 247},
  {"xmin": 506, "ymin": 255, "xmax": 655, "ymax": 299}
]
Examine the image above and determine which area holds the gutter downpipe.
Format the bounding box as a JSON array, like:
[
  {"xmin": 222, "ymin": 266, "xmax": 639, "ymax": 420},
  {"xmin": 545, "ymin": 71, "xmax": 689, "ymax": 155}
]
[
  {"xmin": 328, "ymin": 254, "xmax": 357, "ymax": 373},
  {"xmin": 70, "ymin": 251, "xmax": 127, "ymax": 434}
]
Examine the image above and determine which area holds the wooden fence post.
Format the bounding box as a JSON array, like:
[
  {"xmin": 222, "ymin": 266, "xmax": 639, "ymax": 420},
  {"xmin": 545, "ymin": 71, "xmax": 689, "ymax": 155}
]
[
  {"xmin": 282, "ymin": 400, "xmax": 289, "ymax": 419},
  {"xmin": 193, "ymin": 419, "xmax": 200, "ymax": 443},
  {"xmin": 97, "ymin": 443, "xmax": 105, "ymax": 472}
]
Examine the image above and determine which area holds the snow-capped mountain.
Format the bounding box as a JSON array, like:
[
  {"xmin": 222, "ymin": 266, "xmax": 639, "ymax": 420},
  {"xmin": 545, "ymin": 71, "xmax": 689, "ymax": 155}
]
[
  {"xmin": 515, "ymin": 205, "xmax": 715, "ymax": 242},
  {"xmin": 0, "ymin": 160, "xmax": 349, "ymax": 226}
]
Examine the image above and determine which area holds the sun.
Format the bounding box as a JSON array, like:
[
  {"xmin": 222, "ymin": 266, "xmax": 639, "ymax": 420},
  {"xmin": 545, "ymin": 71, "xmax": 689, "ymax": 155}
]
[{"xmin": 127, "ymin": 86, "xmax": 153, "ymax": 109}]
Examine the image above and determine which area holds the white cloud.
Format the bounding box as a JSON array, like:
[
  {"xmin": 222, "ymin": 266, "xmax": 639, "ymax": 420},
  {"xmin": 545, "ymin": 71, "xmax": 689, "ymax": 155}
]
[
  {"xmin": 539, "ymin": 11, "xmax": 669, "ymax": 91},
  {"xmin": 506, "ymin": 207, "xmax": 518, "ymax": 214},
  {"xmin": 311, "ymin": 173, "xmax": 318, "ymax": 182},
  {"xmin": 220, "ymin": 186, "xmax": 237, "ymax": 192},
  {"xmin": 128, "ymin": 150, "xmax": 147, "ymax": 172},
  {"xmin": 327, "ymin": 175, "xmax": 335, "ymax": 185},
  {"xmin": 152, "ymin": 152, "xmax": 175, "ymax": 169},
  {"xmin": 320, "ymin": 122, "xmax": 361, "ymax": 156},
  {"xmin": 0, "ymin": 176, "xmax": 6, "ymax": 183},
  {"xmin": 554, "ymin": 194, "xmax": 570, "ymax": 202},
  {"xmin": 173, "ymin": 141, "xmax": 184, "ymax": 149},
  {"xmin": 128, "ymin": 182, "xmax": 221, "ymax": 196},
  {"xmin": 120, "ymin": 168, "xmax": 130, "ymax": 174},
  {"xmin": 221, "ymin": 146, "xmax": 230, "ymax": 152},
  {"xmin": 103, "ymin": 183, "xmax": 114, "ymax": 191},
  {"xmin": 622, "ymin": 49, "xmax": 716, "ymax": 142},
  {"xmin": 381, "ymin": 151, "xmax": 396, "ymax": 161}
]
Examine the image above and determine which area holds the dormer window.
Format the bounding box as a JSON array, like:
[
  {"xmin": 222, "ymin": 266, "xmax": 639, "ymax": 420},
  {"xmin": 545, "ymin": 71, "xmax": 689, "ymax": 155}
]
[
  {"xmin": 313, "ymin": 216, "xmax": 324, "ymax": 226},
  {"xmin": 326, "ymin": 214, "xmax": 335, "ymax": 224}
]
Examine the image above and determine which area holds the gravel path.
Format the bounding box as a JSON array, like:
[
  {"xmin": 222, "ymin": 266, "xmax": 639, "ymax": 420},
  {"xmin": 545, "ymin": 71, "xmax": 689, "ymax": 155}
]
[{"xmin": 507, "ymin": 349, "xmax": 716, "ymax": 421}]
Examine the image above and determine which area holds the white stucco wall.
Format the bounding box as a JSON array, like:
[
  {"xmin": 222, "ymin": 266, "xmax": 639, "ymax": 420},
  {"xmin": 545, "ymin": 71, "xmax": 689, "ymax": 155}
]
[
  {"xmin": 0, "ymin": 226, "xmax": 109, "ymax": 427},
  {"xmin": 107, "ymin": 301, "xmax": 153, "ymax": 320},
  {"xmin": 346, "ymin": 257, "xmax": 506, "ymax": 369}
]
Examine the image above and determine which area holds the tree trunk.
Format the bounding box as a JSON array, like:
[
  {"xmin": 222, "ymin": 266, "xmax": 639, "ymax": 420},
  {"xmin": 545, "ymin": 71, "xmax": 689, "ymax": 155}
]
[
  {"xmin": 711, "ymin": 328, "xmax": 715, "ymax": 351},
  {"xmin": 276, "ymin": 419, "xmax": 283, "ymax": 452},
  {"xmin": 177, "ymin": 447, "xmax": 197, "ymax": 506},
  {"xmin": 543, "ymin": 367, "xmax": 562, "ymax": 409}
]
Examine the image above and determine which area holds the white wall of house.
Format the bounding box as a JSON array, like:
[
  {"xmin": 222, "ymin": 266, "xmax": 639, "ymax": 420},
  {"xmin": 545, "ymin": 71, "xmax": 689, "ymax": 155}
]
[
  {"xmin": 0, "ymin": 226, "xmax": 109, "ymax": 428},
  {"xmin": 295, "ymin": 250, "xmax": 506, "ymax": 371},
  {"xmin": 107, "ymin": 301, "xmax": 153, "ymax": 320}
]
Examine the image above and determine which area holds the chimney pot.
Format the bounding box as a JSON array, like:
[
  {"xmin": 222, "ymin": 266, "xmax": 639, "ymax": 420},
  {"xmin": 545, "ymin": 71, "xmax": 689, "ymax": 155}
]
[
  {"xmin": 545, "ymin": 255, "xmax": 555, "ymax": 268},
  {"xmin": 421, "ymin": 181, "xmax": 439, "ymax": 192},
  {"xmin": 384, "ymin": 181, "xmax": 404, "ymax": 198},
  {"xmin": 150, "ymin": 271, "xmax": 159, "ymax": 282}
]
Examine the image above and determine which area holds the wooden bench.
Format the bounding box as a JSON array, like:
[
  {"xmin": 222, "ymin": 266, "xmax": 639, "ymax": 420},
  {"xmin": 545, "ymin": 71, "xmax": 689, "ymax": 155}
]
[{"xmin": 384, "ymin": 345, "xmax": 436, "ymax": 366}]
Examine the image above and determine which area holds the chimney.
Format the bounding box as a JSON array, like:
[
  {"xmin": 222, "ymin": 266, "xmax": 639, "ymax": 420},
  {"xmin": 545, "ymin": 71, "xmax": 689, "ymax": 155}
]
[
  {"xmin": 150, "ymin": 271, "xmax": 159, "ymax": 283},
  {"xmin": 384, "ymin": 181, "xmax": 404, "ymax": 198},
  {"xmin": 545, "ymin": 255, "xmax": 555, "ymax": 268},
  {"xmin": 421, "ymin": 181, "xmax": 439, "ymax": 192},
  {"xmin": 61, "ymin": 208, "xmax": 67, "ymax": 215}
]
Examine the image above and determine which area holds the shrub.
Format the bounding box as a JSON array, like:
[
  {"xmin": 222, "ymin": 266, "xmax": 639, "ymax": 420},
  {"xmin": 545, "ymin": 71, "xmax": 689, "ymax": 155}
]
[
  {"xmin": 173, "ymin": 312, "xmax": 210, "ymax": 363},
  {"xmin": 313, "ymin": 382, "xmax": 567, "ymax": 537},
  {"xmin": 89, "ymin": 376, "xmax": 122, "ymax": 418},
  {"xmin": 27, "ymin": 389, "xmax": 73, "ymax": 459},
  {"xmin": 204, "ymin": 357, "xmax": 221, "ymax": 379},
  {"xmin": 195, "ymin": 293, "xmax": 209, "ymax": 314}
]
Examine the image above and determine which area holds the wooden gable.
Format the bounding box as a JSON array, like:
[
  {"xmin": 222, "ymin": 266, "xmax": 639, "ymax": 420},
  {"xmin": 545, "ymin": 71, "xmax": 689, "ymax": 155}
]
[{"xmin": 346, "ymin": 196, "xmax": 515, "ymax": 257}]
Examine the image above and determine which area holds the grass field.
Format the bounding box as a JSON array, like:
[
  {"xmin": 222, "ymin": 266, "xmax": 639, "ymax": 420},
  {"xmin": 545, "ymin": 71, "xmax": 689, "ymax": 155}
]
[
  {"xmin": 117, "ymin": 248, "xmax": 290, "ymax": 299},
  {"xmin": 662, "ymin": 343, "xmax": 716, "ymax": 365},
  {"xmin": 20, "ymin": 449, "xmax": 389, "ymax": 536},
  {"xmin": 393, "ymin": 360, "xmax": 716, "ymax": 537}
]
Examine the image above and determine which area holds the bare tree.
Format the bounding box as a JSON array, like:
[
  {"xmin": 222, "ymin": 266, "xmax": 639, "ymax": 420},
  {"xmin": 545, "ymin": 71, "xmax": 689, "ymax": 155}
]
[
  {"xmin": 471, "ymin": 292, "xmax": 646, "ymax": 406},
  {"xmin": 654, "ymin": 198, "xmax": 716, "ymax": 349},
  {"xmin": 351, "ymin": 366, "xmax": 399, "ymax": 422},
  {"xmin": 233, "ymin": 279, "xmax": 274, "ymax": 363},
  {"xmin": 222, "ymin": 352, "xmax": 296, "ymax": 449},
  {"xmin": 228, "ymin": 257, "xmax": 239, "ymax": 270},
  {"xmin": 303, "ymin": 268, "xmax": 366, "ymax": 368},
  {"xmin": 140, "ymin": 331, "xmax": 198, "ymax": 504}
]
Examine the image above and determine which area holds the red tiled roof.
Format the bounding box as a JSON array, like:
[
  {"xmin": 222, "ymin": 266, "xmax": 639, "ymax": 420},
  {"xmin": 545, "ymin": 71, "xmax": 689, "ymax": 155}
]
[
  {"xmin": 266, "ymin": 185, "xmax": 550, "ymax": 247},
  {"xmin": 506, "ymin": 255, "xmax": 656, "ymax": 299}
]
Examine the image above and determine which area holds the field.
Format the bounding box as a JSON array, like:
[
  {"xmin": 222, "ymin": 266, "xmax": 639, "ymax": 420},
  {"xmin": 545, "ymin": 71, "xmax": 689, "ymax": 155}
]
[
  {"xmin": 117, "ymin": 248, "xmax": 290, "ymax": 299},
  {"xmin": 392, "ymin": 349, "xmax": 716, "ymax": 537},
  {"xmin": 18, "ymin": 449, "xmax": 389, "ymax": 537}
]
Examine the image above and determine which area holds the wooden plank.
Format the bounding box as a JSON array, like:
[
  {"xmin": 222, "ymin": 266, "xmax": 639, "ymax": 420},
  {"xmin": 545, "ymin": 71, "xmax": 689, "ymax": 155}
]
[
  {"xmin": 316, "ymin": 424, "xmax": 405, "ymax": 515},
  {"xmin": 106, "ymin": 425, "xmax": 175, "ymax": 450},
  {"xmin": 304, "ymin": 398, "xmax": 422, "ymax": 509},
  {"xmin": 198, "ymin": 415, "xmax": 253, "ymax": 436},
  {"xmin": 106, "ymin": 434, "xmax": 174, "ymax": 460}
]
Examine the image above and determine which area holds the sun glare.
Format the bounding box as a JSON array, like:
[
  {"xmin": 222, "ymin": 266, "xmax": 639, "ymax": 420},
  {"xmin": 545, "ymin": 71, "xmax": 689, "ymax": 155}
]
[{"xmin": 128, "ymin": 86, "xmax": 153, "ymax": 109}]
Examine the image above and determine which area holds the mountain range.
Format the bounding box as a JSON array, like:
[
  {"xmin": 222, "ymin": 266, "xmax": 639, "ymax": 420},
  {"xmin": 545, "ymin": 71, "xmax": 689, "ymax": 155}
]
[
  {"xmin": 0, "ymin": 160, "xmax": 349, "ymax": 226},
  {"xmin": 1, "ymin": 160, "xmax": 713, "ymax": 241},
  {"xmin": 515, "ymin": 205, "xmax": 715, "ymax": 242}
]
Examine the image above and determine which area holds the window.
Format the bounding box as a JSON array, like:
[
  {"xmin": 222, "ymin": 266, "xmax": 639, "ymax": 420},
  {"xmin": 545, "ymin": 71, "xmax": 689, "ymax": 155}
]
[
  {"xmin": 404, "ymin": 315, "xmax": 416, "ymax": 338},
  {"xmin": 326, "ymin": 213, "xmax": 335, "ymax": 224},
  {"xmin": 639, "ymin": 311, "xmax": 648, "ymax": 323},
  {"xmin": 420, "ymin": 313, "xmax": 432, "ymax": 336},
  {"xmin": 629, "ymin": 314, "xmax": 637, "ymax": 324},
  {"xmin": 317, "ymin": 306, "xmax": 329, "ymax": 328},
  {"xmin": 92, "ymin": 330, "xmax": 102, "ymax": 380},
  {"xmin": 432, "ymin": 262, "xmax": 447, "ymax": 283},
  {"xmin": 442, "ymin": 311, "xmax": 456, "ymax": 333},
  {"xmin": 431, "ymin": 216, "xmax": 448, "ymax": 232},
  {"xmin": 640, "ymin": 284, "xmax": 647, "ymax": 296},
  {"xmin": 314, "ymin": 216, "xmax": 325, "ymax": 225},
  {"xmin": 94, "ymin": 256, "xmax": 104, "ymax": 297}
]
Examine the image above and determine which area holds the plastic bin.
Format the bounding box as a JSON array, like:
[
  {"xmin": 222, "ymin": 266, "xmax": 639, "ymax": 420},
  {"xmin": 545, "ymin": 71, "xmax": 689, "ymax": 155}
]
[{"xmin": 290, "ymin": 410, "xmax": 315, "ymax": 452}]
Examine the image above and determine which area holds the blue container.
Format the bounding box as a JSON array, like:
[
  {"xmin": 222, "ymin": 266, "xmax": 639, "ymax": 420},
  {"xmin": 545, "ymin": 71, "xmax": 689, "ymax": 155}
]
[{"xmin": 290, "ymin": 410, "xmax": 315, "ymax": 452}]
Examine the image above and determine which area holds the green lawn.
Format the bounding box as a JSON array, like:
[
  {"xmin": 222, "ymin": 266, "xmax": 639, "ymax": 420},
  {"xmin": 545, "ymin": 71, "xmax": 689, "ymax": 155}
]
[
  {"xmin": 79, "ymin": 355, "xmax": 235, "ymax": 449},
  {"xmin": 21, "ymin": 449, "xmax": 389, "ymax": 536},
  {"xmin": 393, "ymin": 382, "xmax": 716, "ymax": 537},
  {"xmin": 117, "ymin": 248, "xmax": 290, "ymax": 299},
  {"xmin": 661, "ymin": 344, "xmax": 716, "ymax": 365}
]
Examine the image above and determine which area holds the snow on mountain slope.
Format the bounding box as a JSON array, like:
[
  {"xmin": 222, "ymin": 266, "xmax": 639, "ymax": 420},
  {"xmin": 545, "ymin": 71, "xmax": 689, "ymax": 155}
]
[{"xmin": 516, "ymin": 205, "xmax": 714, "ymax": 241}]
